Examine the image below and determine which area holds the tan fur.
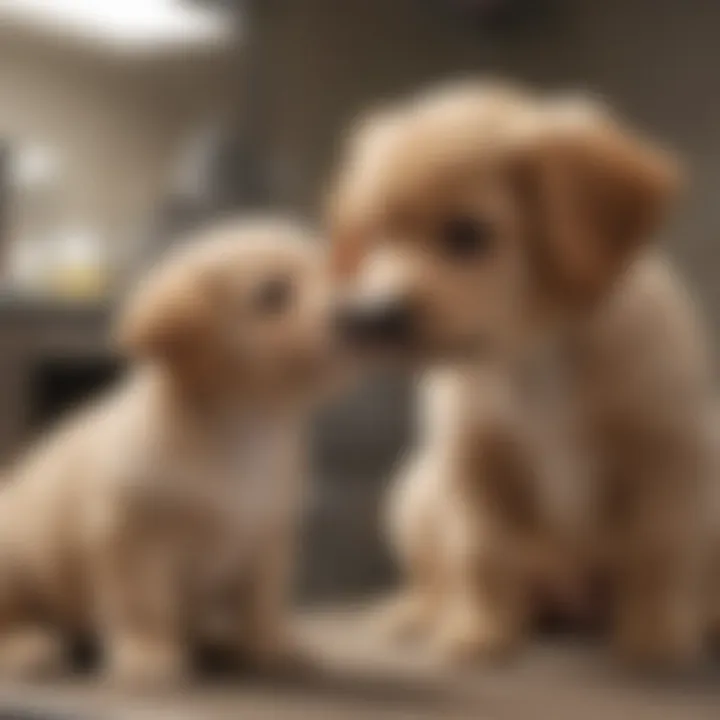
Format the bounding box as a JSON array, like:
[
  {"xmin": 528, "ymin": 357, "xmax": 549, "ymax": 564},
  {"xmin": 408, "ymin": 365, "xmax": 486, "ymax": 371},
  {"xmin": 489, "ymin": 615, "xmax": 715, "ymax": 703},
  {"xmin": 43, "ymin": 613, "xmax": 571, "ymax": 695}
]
[
  {"xmin": 0, "ymin": 217, "xmax": 333, "ymax": 685},
  {"xmin": 329, "ymin": 81, "xmax": 715, "ymax": 668}
]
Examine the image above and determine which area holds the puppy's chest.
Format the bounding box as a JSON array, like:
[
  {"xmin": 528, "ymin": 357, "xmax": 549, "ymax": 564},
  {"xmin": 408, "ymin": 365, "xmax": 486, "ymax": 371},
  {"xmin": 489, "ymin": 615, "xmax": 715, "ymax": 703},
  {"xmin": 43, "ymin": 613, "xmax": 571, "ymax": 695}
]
[
  {"xmin": 164, "ymin": 422, "xmax": 296, "ymax": 573},
  {"xmin": 214, "ymin": 424, "xmax": 290, "ymax": 516},
  {"xmin": 515, "ymin": 348, "xmax": 597, "ymax": 532}
]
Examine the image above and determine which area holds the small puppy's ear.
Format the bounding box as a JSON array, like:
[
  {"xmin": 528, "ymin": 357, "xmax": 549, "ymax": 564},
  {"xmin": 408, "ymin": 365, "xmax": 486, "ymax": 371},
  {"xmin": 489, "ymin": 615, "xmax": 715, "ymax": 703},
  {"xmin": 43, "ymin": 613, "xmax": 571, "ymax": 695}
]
[
  {"xmin": 115, "ymin": 263, "xmax": 214, "ymax": 363},
  {"xmin": 513, "ymin": 98, "xmax": 681, "ymax": 303}
]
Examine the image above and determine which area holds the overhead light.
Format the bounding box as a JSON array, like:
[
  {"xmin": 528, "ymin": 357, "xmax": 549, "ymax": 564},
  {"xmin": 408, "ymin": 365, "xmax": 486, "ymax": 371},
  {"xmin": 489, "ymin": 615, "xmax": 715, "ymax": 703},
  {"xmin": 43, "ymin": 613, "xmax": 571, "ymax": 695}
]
[{"xmin": 0, "ymin": 0, "xmax": 235, "ymax": 52}]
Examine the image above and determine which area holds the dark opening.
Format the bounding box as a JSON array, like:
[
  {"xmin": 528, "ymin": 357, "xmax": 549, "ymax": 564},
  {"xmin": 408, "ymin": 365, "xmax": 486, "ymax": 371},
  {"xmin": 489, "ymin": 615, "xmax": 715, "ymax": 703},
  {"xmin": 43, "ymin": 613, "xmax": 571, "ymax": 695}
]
[{"xmin": 28, "ymin": 356, "xmax": 123, "ymax": 434}]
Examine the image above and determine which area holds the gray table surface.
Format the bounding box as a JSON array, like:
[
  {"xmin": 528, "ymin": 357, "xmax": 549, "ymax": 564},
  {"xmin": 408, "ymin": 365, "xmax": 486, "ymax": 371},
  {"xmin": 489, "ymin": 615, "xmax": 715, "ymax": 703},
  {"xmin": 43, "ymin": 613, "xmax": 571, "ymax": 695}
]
[{"xmin": 0, "ymin": 607, "xmax": 718, "ymax": 720}]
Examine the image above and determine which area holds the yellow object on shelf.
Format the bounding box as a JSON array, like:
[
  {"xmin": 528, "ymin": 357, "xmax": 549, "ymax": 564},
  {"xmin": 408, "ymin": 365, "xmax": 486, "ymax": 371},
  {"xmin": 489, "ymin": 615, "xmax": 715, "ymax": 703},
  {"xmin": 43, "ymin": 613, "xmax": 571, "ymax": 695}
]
[
  {"xmin": 49, "ymin": 266, "xmax": 109, "ymax": 301},
  {"xmin": 47, "ymin": 228, "xmax": 110, "ymax": 301}
]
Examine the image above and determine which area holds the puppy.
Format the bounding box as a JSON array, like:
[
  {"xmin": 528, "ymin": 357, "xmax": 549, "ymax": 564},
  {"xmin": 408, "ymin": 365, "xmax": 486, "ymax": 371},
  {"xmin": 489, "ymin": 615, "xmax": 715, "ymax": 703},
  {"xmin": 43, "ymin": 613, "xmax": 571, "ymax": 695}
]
[
  {"xmin": 0, "ymin": 218, "xmax": 333, "ymax": 685},
  {"xmin": 328, "ymin": 81, "xmax": 716, "ymax": 668}
]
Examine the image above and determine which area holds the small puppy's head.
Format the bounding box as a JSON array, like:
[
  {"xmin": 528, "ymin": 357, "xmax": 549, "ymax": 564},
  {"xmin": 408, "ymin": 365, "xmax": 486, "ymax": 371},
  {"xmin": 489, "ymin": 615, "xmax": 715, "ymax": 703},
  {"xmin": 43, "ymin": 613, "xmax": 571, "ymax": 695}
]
[
  {"xmin": 117, "ymin": 218, "xmax": 332, "ymax": 403},
  {"xmin": 329, "ymin": 81, "xmax": 680, "ymax": 363}
]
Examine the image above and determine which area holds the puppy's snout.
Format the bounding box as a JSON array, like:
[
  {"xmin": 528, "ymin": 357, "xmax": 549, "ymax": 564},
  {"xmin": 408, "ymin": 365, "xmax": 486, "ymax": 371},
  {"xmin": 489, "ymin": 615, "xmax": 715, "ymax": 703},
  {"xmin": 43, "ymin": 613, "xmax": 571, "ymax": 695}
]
[{"xmin": 334, "ymin": 298, "xmax": 415, "ymax": 347}]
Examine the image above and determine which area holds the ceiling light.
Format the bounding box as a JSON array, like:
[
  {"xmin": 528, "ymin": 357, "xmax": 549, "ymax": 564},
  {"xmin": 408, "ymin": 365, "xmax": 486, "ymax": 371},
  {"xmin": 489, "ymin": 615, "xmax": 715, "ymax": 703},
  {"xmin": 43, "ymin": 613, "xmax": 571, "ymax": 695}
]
[{"xmin": 0, "ymin": 0, "xmax": 235, "ymax": 52}]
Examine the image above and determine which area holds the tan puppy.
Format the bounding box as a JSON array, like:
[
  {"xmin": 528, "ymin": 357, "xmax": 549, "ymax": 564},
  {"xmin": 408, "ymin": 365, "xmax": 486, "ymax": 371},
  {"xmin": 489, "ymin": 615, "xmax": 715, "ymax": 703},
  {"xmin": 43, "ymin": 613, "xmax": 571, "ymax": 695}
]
[
  {"xmin": 0, "ymin": 218, "xmax": 333, "ymax": 685},
  {"xmin": 328, "ymin": 81, "xmax": 716, "ymax": 668}
]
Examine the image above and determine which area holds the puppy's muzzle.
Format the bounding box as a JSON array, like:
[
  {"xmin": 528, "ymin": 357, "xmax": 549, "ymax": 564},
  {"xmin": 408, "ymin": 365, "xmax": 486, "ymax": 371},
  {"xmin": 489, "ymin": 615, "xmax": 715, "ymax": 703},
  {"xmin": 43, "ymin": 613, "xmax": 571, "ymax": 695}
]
[{"xmin": 334, "ymin": 297, "xmax": 416, "ymax": 348}]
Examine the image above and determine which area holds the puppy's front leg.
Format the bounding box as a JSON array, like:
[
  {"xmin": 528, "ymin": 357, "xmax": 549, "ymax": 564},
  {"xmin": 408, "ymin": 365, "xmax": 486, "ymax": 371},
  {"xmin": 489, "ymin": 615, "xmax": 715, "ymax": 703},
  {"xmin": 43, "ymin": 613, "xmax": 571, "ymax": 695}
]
[
  {"xmin": 433, "ymin": 428, "xmax": 540, "ymax": 663},
  {"xmin": 95, "ymin": 525, "xmax": 187, "ymax": 688},
  {"xmin": 613, "ymin": 463, "xmax": 706, "ymax": 669},
  {"xmin": 433, "ymin": 502, "xmax": 529, "ymax": 663},
  {"xmin": 614, "ymin": 543, "xmax": 705, "ymax": 669},
  {"xmin": 379, "ymin": 450, "xmax": 444, "ymax": 641},
  {"xmin": 235, "ymin": 528, "xmax": 304, "ymax": 674},
  {"xmin": 615, "ymin": 553, "xmax": 704, "ymax": 669}
]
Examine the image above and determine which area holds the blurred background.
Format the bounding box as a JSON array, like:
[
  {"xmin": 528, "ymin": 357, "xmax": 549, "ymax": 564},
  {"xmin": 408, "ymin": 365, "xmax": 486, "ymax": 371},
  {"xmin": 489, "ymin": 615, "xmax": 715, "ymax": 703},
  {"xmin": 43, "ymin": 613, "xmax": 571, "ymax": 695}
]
[
  {"xmin": 0, "ymin": 0, "xmax": 718, "ymax": 643},
  {"xmin": 0, "ymin": 1, "xmax": 718, "ymax": 717}
]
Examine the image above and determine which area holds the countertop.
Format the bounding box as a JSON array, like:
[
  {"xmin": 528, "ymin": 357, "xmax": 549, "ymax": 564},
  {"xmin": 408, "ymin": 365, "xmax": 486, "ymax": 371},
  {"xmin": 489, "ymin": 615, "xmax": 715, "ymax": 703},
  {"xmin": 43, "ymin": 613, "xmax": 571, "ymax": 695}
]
[{"xmin": 0, "ymin": 607, "xmax": 718, "ymax": 720}]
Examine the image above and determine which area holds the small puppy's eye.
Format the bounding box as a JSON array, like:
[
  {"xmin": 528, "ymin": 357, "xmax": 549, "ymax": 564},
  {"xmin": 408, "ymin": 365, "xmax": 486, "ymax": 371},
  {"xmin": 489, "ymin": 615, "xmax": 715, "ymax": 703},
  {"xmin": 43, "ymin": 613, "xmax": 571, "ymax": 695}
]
[
  {"xmin": 440, "ymin": 216, "xmax": 493, "ymax": 260},
  {"xmin": 253, "ymin": 276, "xmax": 294, "ymax": 314}
]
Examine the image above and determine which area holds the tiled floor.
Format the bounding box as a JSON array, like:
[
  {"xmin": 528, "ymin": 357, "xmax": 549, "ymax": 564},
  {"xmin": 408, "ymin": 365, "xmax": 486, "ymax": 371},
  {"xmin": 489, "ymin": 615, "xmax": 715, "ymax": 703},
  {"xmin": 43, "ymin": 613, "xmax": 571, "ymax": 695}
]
[{"xmin": 0, "ymin": 608, "xmax": 719, "ymax": 720}]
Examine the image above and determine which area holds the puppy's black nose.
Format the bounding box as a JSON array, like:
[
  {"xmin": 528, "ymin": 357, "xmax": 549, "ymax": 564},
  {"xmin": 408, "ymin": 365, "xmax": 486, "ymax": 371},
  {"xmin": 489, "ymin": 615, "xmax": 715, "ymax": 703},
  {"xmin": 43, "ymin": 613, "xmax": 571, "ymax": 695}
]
[{"xmin": 334, "ymin": 299, "xmax": 415, "ymax": 347}]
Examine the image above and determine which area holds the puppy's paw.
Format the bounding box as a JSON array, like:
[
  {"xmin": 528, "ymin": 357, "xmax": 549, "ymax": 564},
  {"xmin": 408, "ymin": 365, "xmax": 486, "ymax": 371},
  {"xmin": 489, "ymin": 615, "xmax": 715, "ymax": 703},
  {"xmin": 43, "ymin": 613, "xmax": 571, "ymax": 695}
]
[
  {"xmin": 371, "ymin": 591, "xmax": 436, "ymax": 643},
  {"xmin": 246, "ymin": 632, "xmax": 317, "ymax": 679},
  {"xmin": 614, "ymin": 619, "xmax": 701, "ymax": 671},
  {"xmin": 432, "ymin": 611, "xmax": 522, "ymax": 665},
  {"xmin": 0, "ymin": 627, "xmax": 64, "ymax": 680},
  {"xmin": 106, "ymin": 636, "xmax": 186, "ymax": 689}
]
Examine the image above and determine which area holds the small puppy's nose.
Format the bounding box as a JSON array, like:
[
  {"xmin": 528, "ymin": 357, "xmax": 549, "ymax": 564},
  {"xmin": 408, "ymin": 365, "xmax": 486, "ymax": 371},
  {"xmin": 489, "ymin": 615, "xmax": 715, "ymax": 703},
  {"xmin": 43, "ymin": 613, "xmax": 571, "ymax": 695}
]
[{"xmin": 334, "ymin": 299, "xmax": 415, "ymax": 347}]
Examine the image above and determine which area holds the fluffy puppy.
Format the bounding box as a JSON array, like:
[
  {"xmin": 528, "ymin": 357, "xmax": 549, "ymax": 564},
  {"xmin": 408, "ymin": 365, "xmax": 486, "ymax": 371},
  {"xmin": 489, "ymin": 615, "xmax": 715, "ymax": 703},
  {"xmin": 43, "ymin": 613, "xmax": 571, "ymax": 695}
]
[
  {"xmin": 328, "ymin": 81, "xmax": 716, "ymax": 668},
  {"xmin": 0, "ymin": 218, "xmax": 333, "ymax": 685}
]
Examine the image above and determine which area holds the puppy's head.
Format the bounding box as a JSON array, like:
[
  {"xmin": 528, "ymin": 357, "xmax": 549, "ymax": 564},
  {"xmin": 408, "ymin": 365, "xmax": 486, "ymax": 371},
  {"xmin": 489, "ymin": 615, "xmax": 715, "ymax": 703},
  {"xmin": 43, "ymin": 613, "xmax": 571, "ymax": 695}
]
[
  {"xmin": 329, "ymin": 81, "xmax": 680, "ymax": 363},
  {"xmin": 117, "ymin": 218, "xmax": 332, "ymax": 403}
]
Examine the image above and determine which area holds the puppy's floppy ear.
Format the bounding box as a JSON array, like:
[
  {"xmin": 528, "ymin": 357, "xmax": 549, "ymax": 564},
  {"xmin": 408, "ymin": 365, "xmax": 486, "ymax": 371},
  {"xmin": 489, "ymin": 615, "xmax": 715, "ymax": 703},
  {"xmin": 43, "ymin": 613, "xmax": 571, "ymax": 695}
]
[
  {"xmin": 327, "ymin": 108, "xmax": 401, "ymax": 278},
  {"xmin": 115, "ymin": 261, "xmax": 216, "ymax": 363},
  {"xmin": 325, "ymin": 174, "xmax": 367, "ymax": 279},
  {"xmin": 512, "ymin": 97, "xmax": 681, "ymax": 303}
]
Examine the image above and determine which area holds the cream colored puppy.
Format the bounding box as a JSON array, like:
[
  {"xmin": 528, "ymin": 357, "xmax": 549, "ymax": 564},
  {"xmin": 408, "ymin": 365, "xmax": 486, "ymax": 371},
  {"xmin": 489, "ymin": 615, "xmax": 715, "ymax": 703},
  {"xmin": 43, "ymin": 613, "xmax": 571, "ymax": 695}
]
[
  {"xmin": 0, "ymin": 218, "xmax": 332, "ymax": 685},
  {"xmin": 329, "ymin": 81, "xmax": 716, "ymax": 669}
]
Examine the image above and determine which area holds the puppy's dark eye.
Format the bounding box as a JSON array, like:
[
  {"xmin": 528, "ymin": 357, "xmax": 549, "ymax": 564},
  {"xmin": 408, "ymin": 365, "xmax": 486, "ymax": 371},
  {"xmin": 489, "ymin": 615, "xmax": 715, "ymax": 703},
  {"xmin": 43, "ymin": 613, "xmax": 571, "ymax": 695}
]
[
  {"xmin": 440, "ymin": 216, "xmax": 493, "ymax": 260},
  {"xmin": 253, "ymin": 276, "xmax": 294, "ymax": 314}
]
